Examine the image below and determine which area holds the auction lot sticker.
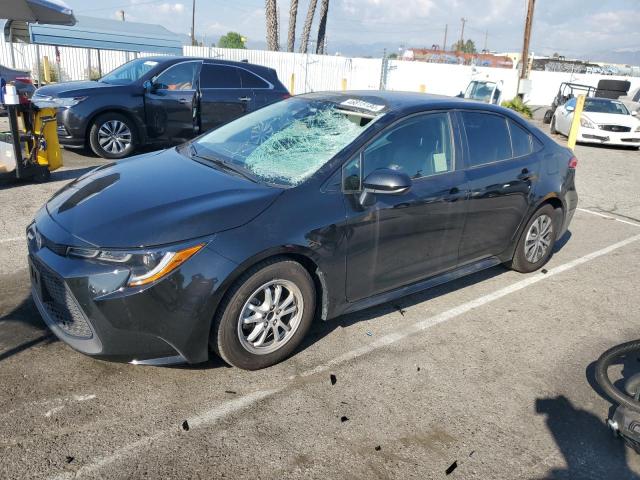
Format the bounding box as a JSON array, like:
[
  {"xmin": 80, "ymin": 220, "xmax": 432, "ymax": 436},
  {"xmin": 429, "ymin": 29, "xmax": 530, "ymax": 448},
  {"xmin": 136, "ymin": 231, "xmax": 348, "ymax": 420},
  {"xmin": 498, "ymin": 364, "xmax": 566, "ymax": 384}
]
[{"xmin": 340, "ymin": 99, "xmax": 385, "ymax": 112}]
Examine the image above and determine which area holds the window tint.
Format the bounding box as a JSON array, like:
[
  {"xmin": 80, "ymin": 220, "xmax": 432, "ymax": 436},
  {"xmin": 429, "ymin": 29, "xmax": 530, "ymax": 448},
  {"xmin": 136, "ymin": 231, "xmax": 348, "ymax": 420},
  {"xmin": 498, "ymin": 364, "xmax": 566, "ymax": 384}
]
[
  {"xmin": 362, "ymin": 113, "xmax": 454, "ymax": 181},
  {"xmin": 342, "ymin": 155, "xmax": 361, "ymax": 192},
  {"xmin": 461, "ymin": 112, "xmax": 512, "ymax": 166},
  {"xmin": 239, "ymin": 69, "xmax": 269, "ymax": 89},
  {"xmin": 200, "ymin": 64, "xmax": 241, "ymax": 88},
  {"xmin": 565, "ymin": 98, "xmax": 577, "ymax": 109},
  {"xmin": 153, "ymin": 62, "xmax": 198, "ymax": 91},
  {"xmin": 509, "ymin": 120, "xmax": 532, "ymax": 157}
]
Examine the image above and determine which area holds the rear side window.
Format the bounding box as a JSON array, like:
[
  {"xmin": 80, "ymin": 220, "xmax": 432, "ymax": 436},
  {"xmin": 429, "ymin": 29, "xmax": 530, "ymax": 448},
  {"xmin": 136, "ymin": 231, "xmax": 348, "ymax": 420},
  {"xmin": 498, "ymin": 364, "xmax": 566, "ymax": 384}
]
[
  {"xmin": 200, "ymin": 64, "xmax": 241, "ymax": 88},
  {"xmin": 239, "ymin": 69, "xmax": 270, "ymax": 89},
  {"xmin": 509, "ymin": 120, "xmax": 533, "ymax": 157},
  {"xmin": 633, "ymin": 90, "xmax": 640, "ymax": 102},
  {"xmin": 461, "ymin": 111, "xmax": 512, "ymax": 167}
]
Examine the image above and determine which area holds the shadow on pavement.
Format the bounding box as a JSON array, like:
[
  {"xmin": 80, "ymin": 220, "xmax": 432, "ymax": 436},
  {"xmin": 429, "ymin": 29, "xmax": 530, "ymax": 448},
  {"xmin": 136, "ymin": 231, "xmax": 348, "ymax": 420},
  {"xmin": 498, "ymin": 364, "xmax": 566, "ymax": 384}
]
[{"xmin": 535, "ymin": 395, "xmax": 639, "ymax": 480}]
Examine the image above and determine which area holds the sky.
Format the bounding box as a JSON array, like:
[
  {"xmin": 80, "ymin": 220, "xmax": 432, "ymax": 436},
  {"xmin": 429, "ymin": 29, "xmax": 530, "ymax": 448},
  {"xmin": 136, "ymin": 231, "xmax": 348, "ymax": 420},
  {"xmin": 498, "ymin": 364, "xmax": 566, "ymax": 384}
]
[{"xmin": 63, "ymin": 0, "xmax": 640, "ymax": 64}]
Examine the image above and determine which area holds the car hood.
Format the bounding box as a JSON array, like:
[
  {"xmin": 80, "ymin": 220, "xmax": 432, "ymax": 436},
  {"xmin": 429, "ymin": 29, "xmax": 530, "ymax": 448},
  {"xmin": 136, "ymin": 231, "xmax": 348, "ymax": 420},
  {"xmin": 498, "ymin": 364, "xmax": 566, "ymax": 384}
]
[
  {"xmin": 582, "ymin": 112, "xmax": 640, "ymax": 128},
  {"xmin": 45, "ymin": 148, "xmax": 282, "ymax": 248},
  {"xmin": 34, "ymin": 80, "xmax": 124, "ymax": 97}
]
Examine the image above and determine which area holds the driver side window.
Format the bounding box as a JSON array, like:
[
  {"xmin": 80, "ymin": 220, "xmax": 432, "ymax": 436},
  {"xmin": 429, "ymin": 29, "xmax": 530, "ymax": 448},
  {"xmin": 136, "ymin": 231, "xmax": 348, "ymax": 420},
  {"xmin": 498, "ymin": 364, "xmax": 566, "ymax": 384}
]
[{"xmin": 153, "ymin": 62, "xmax": 199, "ymax": 91}]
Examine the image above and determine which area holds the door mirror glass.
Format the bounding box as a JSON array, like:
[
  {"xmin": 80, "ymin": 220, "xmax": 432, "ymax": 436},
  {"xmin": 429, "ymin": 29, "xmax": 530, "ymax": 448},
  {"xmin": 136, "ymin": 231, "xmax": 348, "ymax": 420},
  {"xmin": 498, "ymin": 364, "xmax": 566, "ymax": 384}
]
[
  {"xmin": 142, "ymin": 80, "xmax": 153, "ymax": 91},
  {"xmin": 565, "ymin": 105, "xmax": 575, "ymax": 112}
]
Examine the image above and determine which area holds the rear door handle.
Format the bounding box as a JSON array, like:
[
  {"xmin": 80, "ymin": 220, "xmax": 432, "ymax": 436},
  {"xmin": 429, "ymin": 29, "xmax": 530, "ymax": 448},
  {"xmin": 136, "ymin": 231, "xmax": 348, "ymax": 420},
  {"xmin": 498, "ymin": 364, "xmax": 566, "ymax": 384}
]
[
  {"xmin": 178, "ymin": 98, "xmax": 190, "ymax": 104},
  {"xmin": 518, "ymin": 168, "xmax": 534, "ymax": 180},
  {"xmin": 238, "ymin": 96, "xmax": 252, "ymax": 102}
]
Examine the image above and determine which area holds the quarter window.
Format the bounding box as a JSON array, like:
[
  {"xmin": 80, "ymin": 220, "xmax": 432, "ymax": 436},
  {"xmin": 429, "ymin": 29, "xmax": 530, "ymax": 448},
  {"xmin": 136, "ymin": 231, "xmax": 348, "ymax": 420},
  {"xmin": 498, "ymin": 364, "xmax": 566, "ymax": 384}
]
[
  {"xmin": 461, "ymin": 111, "xmax": 512, "ymax": 167},
  {"xmin": 200, "ymin": 64, "xmax": 242, "ymax": 88},
  {"xmin": 239, "ymin": 69, "xmax": 270, "ymax": 89},
  {"xmin": 153, "ymin": 62, "xmax": 199, "ymax": 91},
  {"xmin": 361, "ymin": 112, "xmax": 454, "ymax": 181},
  {"xmin": 509, "ymin": 120, "xmax": 533, "ymax": 157}
]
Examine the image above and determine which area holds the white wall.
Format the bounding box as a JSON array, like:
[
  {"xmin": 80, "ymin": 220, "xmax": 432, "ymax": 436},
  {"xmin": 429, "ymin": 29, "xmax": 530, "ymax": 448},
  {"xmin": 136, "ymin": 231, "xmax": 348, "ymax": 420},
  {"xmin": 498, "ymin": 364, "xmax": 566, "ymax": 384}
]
[{"xmin": 2, "ymin": 36, "xmax": 639, "ymax": 106}]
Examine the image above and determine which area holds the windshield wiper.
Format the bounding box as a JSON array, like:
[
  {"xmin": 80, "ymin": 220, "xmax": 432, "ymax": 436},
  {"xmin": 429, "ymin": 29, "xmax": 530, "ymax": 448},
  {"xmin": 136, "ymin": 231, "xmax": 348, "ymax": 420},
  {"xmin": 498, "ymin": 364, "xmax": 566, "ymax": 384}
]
[{"xmin": 189, "ymin": 144, "xmax": 258, "ymax": 183}]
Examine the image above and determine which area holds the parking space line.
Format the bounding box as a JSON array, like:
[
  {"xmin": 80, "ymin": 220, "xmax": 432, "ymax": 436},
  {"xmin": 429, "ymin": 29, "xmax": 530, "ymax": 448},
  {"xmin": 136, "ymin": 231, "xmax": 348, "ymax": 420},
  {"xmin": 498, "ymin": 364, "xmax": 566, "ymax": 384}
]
[
  {"xmin": 0, "ymin": 237, "xmax": 23, "ymax": 244},
  {"xmin": 577, "ymin": 208, "xmax": 640, "ymax": 228},
  {"xmin": 46, "ymin": 232, "xmax": 640, "ymax": 479}
]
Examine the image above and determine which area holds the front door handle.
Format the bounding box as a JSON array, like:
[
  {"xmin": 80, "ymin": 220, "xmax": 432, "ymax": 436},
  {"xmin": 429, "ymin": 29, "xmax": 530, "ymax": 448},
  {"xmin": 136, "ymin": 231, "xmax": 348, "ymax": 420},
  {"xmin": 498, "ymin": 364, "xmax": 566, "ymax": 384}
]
[
  {"xmin": 238, "ymin": 96, "xmax": 252, "ymax": 102},
  {"xmin": 178, "ymin": 98, "xmax": 190, "ymax": 104}
]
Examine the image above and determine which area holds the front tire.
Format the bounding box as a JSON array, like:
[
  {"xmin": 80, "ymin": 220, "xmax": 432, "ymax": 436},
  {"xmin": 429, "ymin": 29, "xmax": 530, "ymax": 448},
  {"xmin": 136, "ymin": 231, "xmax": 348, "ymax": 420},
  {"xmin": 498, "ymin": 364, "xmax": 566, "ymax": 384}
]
[
  {"xmin": 89, "ymin": 113, "xmax": 137, "ymax": 159},
  {"xmin": 211, "ymin": 258, "xmax": 316, "ymax": 370},
  {"xmin": 509, "ymin": 205, "xmax": 558, "ymax": 273}
]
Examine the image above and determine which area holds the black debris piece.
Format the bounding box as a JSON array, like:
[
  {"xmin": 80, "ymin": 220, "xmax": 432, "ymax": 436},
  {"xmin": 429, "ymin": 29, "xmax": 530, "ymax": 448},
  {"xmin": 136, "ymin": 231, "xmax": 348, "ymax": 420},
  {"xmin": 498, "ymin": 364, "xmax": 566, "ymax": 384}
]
[
  {"xmin": 340, "ymin": 416, "xmax": 349, "ymax": 423},
  {"xmin": 393, "ymin": 304, "xmax": 406, "ymax": 316},
  {"xmin": 469, "ymin": 450, "xmax": 475, "ymax": 457},
  {"xmin": 65, "ymin": 456, "xmax": 74, "ymax": 464},
  {"xmin": 445, "ymin": 461, "xmax": 458, "ymax": 475},
  {"xmin": 340, "ymin": 401, "xmax": 349, "ymax": 405},
  {"xmin": 541, "ymin": 269, "xmax": 548, "ymax": 274},
  {"xmin": 225, "ymin": 390, "xmax": 237, "ymax": 394},
  {"xmin": 374, "ymin": 445, "xmax": 381, "ymax": 451},
  {"xmin": 417, "ymin": 366, "xmax": 421, "ymax": 372},
  {"xmin": 181, "ymin": 420, "xmax": 190, "ymax": 431},
  {"xmin": 330, "ymin": 374, "xmax": 337, "ymax": 385}
]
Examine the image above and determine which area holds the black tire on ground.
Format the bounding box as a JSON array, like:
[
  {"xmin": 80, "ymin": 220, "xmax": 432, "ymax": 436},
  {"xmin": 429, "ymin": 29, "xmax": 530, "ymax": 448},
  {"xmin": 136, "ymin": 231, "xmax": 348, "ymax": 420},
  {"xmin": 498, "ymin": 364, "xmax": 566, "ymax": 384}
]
[
  {"xmin": 211, "ymin": 257, "xmax": 316, "ymax": 370},
  {"xmin": 596, "ymin": 79, "xmax": 631, "ymax": 93},
  {"xmin": 595, "ymin": 89, "xmax": 624, "ymax": 100},
  {"xmin": 508, "ymin": 204, "xmax": 558, "ymax": 273},
  {"xmin": 543, "ymin": 109, "xmax": 553, "ymax": 124},
  {"xmin": 89, "ymin": 112, "xmax": 137, "ymax": 159},
  {"xmin": 550, "ymin": 116, "xmax": 558, "ymax": 135}
]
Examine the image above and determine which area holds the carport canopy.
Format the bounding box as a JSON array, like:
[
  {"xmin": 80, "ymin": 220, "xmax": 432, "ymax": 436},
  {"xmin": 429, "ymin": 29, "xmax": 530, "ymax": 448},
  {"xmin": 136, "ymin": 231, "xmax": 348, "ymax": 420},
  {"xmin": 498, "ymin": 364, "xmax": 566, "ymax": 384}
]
[{"xmin": 4, "ymin": 15, "xmax": 183, "ymax": 54}]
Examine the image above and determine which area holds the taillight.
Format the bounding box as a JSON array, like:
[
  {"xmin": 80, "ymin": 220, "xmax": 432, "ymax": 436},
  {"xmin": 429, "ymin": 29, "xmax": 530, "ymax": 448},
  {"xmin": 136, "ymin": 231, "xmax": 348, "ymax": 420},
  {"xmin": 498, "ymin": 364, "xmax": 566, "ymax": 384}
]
[
  {"xmin": 282, "ymin": 93, "xmax": 291, "ymax": 99},
  {"xmin": 15, "ymin": 76, "xmax": 32, "ymax": 84},
  {"xmin": 568, "ymin": 156, "xmax": 578, "ymax": 169}
]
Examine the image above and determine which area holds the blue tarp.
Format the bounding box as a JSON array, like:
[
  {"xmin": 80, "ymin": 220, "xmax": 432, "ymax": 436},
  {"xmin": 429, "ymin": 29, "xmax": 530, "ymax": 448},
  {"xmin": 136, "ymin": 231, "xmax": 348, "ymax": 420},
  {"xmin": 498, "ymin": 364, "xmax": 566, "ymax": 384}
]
[{"xmin": 27, "ymin": 15, "xmax": 182, "ymax": 54}]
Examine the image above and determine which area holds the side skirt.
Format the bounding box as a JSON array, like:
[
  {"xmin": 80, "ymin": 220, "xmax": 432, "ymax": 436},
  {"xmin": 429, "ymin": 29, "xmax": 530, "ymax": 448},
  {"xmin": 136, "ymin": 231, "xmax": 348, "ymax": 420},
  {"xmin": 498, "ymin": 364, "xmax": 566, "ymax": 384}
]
[{"xmin": 336, "ymin": 257, "xmax": 502, "ymax": 317}]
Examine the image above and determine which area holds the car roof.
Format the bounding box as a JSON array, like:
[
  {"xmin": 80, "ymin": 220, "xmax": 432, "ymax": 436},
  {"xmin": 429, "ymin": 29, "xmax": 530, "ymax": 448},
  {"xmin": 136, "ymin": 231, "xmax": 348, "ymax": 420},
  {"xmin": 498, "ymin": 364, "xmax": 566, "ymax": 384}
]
[
  {"xmin": 143, "ymin": 56, "xmax": 275, "ymax": 71},
  {"xmin": 297, "ymin": 90, "xmax": 512, "ymax": 116}
]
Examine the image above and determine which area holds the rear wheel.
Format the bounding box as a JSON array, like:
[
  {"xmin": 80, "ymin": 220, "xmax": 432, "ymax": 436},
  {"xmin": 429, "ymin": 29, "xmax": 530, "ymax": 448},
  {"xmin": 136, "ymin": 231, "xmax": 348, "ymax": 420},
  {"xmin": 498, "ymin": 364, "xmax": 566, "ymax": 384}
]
[
  {"xmin": 509, "ymin": 204, "xmax": 558, "ymax": 273},
  {"xmin": 89, "ymin": 113, "xmax": 137, "ymax": 159},
  {"xmin": 211, "ymin": 258, "xmax": 316, "ymax": 370}
]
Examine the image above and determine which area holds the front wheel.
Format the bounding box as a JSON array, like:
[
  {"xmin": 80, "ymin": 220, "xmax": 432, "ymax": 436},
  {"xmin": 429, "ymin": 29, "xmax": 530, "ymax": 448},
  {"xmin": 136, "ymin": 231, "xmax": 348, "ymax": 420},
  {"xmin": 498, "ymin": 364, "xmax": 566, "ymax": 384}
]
[
  {"xmin": 89, "ymin": 113, "xmax": 137, "ymax": 159},
  {"xmin": 509, "ymin": 205, "xmax": 558, "ymax": 273},
  {"xmin": 211, "ymin": 258, "xmax": 316, "ymax": 370}
]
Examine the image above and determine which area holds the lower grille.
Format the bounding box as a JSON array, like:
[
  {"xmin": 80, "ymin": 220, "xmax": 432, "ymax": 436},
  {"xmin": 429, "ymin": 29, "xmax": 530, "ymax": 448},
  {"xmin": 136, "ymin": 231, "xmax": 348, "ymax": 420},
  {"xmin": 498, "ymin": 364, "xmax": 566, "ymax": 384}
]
[
  {"xmin": 600, "ymin": 125, "xmax": 631, "ymax": 133},
  {"xmin": 32, "ymin": 257, "xmax": 93, "ymax": 339}
]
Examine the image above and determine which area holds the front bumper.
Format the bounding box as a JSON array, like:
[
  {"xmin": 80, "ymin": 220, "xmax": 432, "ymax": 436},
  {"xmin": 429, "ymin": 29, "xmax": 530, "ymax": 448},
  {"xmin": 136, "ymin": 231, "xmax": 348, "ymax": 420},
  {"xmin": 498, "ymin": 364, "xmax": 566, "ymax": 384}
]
[
  {"xmin": 578, "ymin": 127, "xmax": 640, "ymax": 146},
  {"xmin": 28, "ymin": 214, "xmax": 238, "ymax": 365},
  {"xmin": 56, "ymin": 107, "xmax": 87, "ymax": 148}
]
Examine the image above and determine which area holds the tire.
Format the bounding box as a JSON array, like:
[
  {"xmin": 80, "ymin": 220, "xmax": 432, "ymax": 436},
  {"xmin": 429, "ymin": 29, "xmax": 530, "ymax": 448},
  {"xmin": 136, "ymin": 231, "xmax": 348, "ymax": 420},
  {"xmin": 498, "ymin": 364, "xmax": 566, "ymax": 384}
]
[
  {"xmin": 509, "ymin": 204, "xmax": 558, "ymax": 273},
  {"xmin": 550, "ymin": 116, "xmax": 558, "ymax": 135},
  {"xmin": 597, "ymin": 79, "xmax": 630, "ymax": 93},
  {"xmin": 543, "ymin": 109, "xmax": 553, "ymax": 124},
  {"xmin": 596, "ymin": 89, "xmax": 624, "ymax": 100},
  {"xmin": 211, "ymin": 258, "xmax": 316, "ymax": 370},
  {"xmin": 89, "ymin": 113, "xmax": 137, "ymax": 159}
]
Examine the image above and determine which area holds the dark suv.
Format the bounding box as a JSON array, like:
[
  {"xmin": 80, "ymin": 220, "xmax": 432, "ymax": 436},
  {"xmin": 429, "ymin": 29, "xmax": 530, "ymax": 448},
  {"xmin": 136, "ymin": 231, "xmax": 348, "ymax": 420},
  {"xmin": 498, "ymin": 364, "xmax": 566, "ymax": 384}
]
[{"xmin": 32, "ymin": 57, "xmax": 289, "ymax": 158}]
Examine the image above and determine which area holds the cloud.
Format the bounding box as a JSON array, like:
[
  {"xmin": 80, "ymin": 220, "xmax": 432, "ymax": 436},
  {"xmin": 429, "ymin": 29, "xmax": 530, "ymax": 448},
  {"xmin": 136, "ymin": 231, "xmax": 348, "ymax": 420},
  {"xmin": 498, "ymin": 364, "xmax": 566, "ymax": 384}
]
[{"xmin": 158, "ymin": 3, "xmax": 185, "ymax": 14}]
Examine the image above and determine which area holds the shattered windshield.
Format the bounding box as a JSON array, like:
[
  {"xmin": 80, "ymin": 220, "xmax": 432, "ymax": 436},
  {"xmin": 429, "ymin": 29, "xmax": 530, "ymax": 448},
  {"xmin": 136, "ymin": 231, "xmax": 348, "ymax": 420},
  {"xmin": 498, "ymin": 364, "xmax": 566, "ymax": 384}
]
[{"xmin": 193, "ymin": 97, "xmax": 384, "ymax": 186}]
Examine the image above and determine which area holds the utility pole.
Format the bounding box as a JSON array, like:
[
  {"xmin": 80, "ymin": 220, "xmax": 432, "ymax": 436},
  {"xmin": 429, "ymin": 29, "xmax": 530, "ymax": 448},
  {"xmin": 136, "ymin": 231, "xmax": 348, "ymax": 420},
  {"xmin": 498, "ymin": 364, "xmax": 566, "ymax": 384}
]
[
  {"xmin": 458, "ymin": 17, "xmax": 466, "ymax": 50},
  {"xmin": 442, "ymin": 24, "xmax": 448, "ymax": 52},
  {"xmin": 117, "ymin": 10, "xmax": 125, "ymax": 21},
  {"xmin": 520, "ymin": 0, "xmax": 535, "ymax": 79},
  {"xmin": 483, "ymin": 29, "xmax": 488, "ymax": 52},
  {"xmin": 190, "ymin": 0, "xmax": 196, "ymax": 46}
]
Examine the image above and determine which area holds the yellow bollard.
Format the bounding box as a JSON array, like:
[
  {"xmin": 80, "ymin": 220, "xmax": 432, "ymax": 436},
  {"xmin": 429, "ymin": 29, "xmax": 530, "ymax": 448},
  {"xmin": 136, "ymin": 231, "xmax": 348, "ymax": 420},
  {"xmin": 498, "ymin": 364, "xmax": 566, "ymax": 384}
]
[
  {"xmin": 341, "ymin": 78, "xmax": 347, "ymax": 91},
  {"xmin": 419, "ymin": 84, "xmax": 426, "ymax": 93},
  {"xmin": 567, "ymin": 94, "xmax": 586, "ymax": 151},
  {"xmin": 43, "ymin": 56, "xmax": 51, "ymax": 83},
  {"xmin": 289, "ymin": 73, "xmax": 295, "ymax": 95}
]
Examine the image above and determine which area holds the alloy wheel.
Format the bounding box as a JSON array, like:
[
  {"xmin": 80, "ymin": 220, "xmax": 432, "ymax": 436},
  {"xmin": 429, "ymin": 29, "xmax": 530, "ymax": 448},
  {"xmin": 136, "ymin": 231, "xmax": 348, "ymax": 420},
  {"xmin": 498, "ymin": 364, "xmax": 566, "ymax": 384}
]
[
  {"xmin": 524, "ymin": 214, "xmax": 553, "ymax": 263},
  {"xmin": 237, "ymin": 279, "xmax": 304, "ymax": 355},
  {"xmin": 98, "ymin": 120, "xmax": 132, "ymax": 155}
]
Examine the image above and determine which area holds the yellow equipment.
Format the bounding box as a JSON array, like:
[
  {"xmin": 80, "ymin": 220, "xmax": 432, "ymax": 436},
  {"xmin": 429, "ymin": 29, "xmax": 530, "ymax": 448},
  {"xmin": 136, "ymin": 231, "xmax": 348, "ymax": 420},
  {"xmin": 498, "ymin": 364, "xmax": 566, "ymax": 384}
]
[{"xmin": 28, "ymin": 107, "xmax": 63, "ymax": 171}]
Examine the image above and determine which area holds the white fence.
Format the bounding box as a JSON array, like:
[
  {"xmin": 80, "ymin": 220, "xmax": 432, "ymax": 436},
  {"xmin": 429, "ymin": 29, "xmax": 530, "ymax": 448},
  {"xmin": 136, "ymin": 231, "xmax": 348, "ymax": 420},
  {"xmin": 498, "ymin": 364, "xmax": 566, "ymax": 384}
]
[{"xmin": 2, "ymin": 35, "xmax": 640, "ymax": 106}]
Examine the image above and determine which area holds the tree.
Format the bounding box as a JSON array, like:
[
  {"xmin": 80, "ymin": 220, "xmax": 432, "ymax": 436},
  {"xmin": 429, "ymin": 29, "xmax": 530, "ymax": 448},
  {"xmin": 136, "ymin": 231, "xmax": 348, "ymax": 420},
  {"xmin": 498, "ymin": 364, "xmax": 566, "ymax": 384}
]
[
  {"xmin": 265, "ymin": 0, "xmax": 279, "ymax": 51},
  {"xmin": 218, "ymin": 32, "xmax": 246, "ymax": 49},
  {"xmin": 388, "ymin": 52, "xmax": 398, "ymax": 59},
  {"xmin": 315, "ymin": 0, "xmax": 329, "ymax": 54},
  {"xmin": 287, "ymin": 0, "xmax": 298, "ymax": 52},
  {"xmin": 452, "ymin": 39, "xmax": 476, "ymax": 54},
  {"xmin": 299, "ymin": 0, "xmax": 318, "ymax": 53}
]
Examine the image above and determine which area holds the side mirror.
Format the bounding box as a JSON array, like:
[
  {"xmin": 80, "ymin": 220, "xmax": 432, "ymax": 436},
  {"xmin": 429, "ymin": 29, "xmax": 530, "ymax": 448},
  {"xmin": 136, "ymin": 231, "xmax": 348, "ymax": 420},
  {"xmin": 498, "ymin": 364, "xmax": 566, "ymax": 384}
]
[
  {"xmin": 359, "ymin": 169, "xmax": 411, "ymax": 206},
  {"xmin": 565, "ymin": 105, "xmax": 575, "ymax": 112},
  {"xmin": 142, "ymin": 80, "xmax": 156, "ymax": 92}
]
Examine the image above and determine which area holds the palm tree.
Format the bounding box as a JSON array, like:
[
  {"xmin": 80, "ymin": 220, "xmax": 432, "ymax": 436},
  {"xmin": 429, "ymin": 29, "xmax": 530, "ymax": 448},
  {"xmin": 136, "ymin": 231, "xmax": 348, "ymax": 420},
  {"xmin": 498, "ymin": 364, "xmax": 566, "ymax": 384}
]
[
  {"xmin": 265, "ymin": 0, "xmax": 279, "ymax": 51},
  {"xmin": 299, "ymin": 0, "xmax": 318, "ymax": 54},
  {"xmin": 315, "ymin": 0, "xmax": 329, "ymax": 54},
  {"xmin": 287, "ymin": 0, "xmax": 299, "ymax": 52}
]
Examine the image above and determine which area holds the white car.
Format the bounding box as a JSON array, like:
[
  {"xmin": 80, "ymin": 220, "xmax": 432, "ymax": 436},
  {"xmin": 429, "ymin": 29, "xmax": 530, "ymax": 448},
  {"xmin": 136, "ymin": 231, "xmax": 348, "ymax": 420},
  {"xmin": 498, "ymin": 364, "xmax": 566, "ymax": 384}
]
[
  {"xmin": 620, "ymin": 87, "xmax": 640, "ymax": 115},
  {"xmin": 551, "ymin": 97, "xmax": 640, "ymax": 149}
]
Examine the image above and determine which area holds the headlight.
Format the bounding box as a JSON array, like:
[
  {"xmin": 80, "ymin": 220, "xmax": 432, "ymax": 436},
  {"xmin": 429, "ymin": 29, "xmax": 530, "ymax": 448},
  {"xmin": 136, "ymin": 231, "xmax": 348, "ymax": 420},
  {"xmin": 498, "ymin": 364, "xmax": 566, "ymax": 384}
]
[
  {"xmin": 580, "ymin": 117, "xmax": 595, "ymax": 129},
  {"xmin": 636, "ymin": 125, "xmax": 640, "ymax": 132},
  {"xmin": 52, "ymin": 96, "xmax": 88, "ymax": 108},
  {"xmin": 68, "ymin": 243, "xmax": 205, "ymax": 287}
]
